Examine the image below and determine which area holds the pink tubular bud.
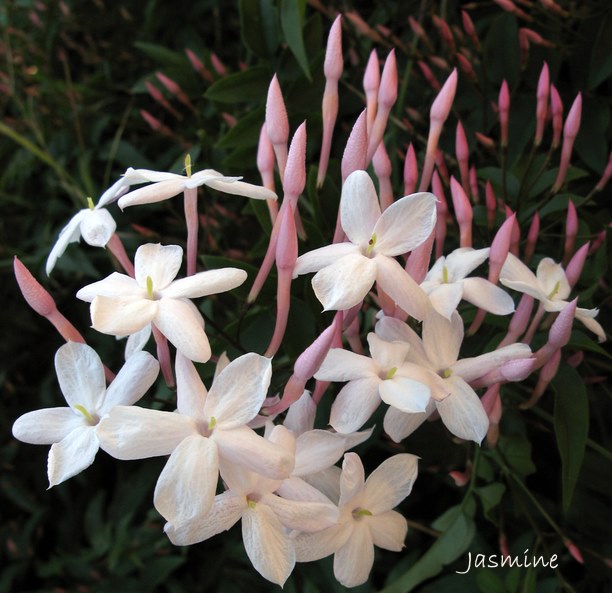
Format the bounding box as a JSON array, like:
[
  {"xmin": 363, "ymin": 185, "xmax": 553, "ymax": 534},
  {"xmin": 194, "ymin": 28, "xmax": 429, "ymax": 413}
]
[
  {"xmin": 471, "ymin": 358, "xmax": 536, "ymax": 389},
  {"xmin": 495, "ymin": 0, "xmax": 532, "ymax": 21},
  {"xmin": 522, "ymin": 28, "xmax": 554, "ymax": 48},
  {"xmin": 265, "ymin": 75, "xmax": 289, "ymax": 181},
  {"xmin": 257, "ymin": 124, "xmax": 276, "ymax": 188},
  {"xmin": 14, "ymin": 256, "xmax": 56, "ymax": 316},
  {"xmin": 185, "ymin": 48, "xmax": 213, "ymax": 82},
  {"xmin": 145, "ymin": 81, "xmax": 182, "ymax": 120},
  {"xmin": 489, "ymin": 214, "xmax": 515, "ymax": 283},
  {"xmin": 450, "ymin": 176, "xmax": 473, "ymax": 247},
  {"xmin": 524, "ymin": 212, "xmax": 540, "ymax": 263},
  {"xmin": 456, "ymin": 54, "xmax": 477, "ymax": 82},
  {"xmin": 373, "ymin": 141, "xmax": 393, "ymax": 210},
  {"xmin": 563, "ymin": 200, "xmax": 578, "ymax": 264},
  {"xmin": 549, "ymin": 298, "xmax": 577, "ymax": 350},
  {"xmin": 275, "ymin": 202, "xmax": 298, "ymax": 271},
  {"xmin": 432, "ymin": 14, "xmax": 455, "ymax": 53},
  {"xmin": 297, "ymin": 315, "xmax": 343, "ymax": 380},
  {"xmin": 595, "ymin": 150, "xmax": 612, "ymax": 192},
  {"xmin": 283, "ymin": 122, "xmax": 307, "ymax": 199},
  {"xmin": 550, "ymin": 84, "xmax": 563, "ymax": 149},
  {"xmin": 435, "ymin": 148, "xmax": 450, "ymax": 185},
  {"xmin": 499, "ymin": 80, "xmax": 510, "ymax": 147},
  {"xmin": 469, "ymin": 165, "xmax": 479, "ymax": 203},
  {"xmin": 210, "ymin": 53, "xmax": 227, "ymax": 76},
  {"xmin": 589, "ymin": 229, "xmax": 606, "ymax": 255},
  {"xmin": 341, "ymin": 109, "xmax": 368, "ymax": 183},
  {"xmin": 485, "ymin": 181, "xmax": 497, "ymax": 229},
  {"xmin": 475, "ymin": 132, "xmax": 496, "ymax": 150},
  {"xmin": 523, "ymin": 348, "xmax": 561, "ymax": 407},
  {"xmin": 461, "ymin": 11, "xmax": 480, "ymax": 50},
  {"xmin": 363, "ymin": 49, "xmax": 380, "ymax": 134},
  {"xmin": 563, "ymin": 539, "xmax": 584, "ymax": 564},
  {"xmin": 552, "ymin": 93, "xmax": 582, "ymax": 192},
  {"xmin": 404, "ymin": 143, "xmax": 418, "ymax": 195},
  {"xmin": 456, "ymin": 121, "xmax": 470, "ymax": 193},
  {"xmin": 429, "ymin": 56, "xmax": 451, "ymax": 72},
  {"xmin": 449, "ymin": 467, "xmax": 471, "ymax": 487},
  {"xmin": 483, "ymin": 383, "xmax": 502, "ymax": 447},
  {"xmin": 367, "ymin": 50, "xmax": 397, "ymax": 162},
  {"xmin": 324, "ymin": 15, "xmax": 343, "ymax": 81},
  {"xmin": 541, "ymin": 0, "xmax": 570, "ymax": 17},
  {"xmin": 535, "ymin": 62, "xmax": 550, "ymax": 146},
  {"xmin": 502, "ymin": 294, "xmax": 535, "ymax": 347},
  {"xmin": 505, "ymin": 206, "xmax": 520, "ymax": 255},
  {"xmin": 565, "ymin": 242, "xmax": 589, "ymax": 289},
  {"xmin": 408, "ymin": 16, "xmax": 432, "ymax": 48},
  {"xmin": 418, "ymin": 60, "xmax": 441, "ymax": 92}
]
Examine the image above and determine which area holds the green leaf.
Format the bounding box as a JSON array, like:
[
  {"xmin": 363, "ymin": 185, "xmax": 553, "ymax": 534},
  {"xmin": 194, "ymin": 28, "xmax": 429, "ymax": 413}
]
[
  {"xmin": 281, "ymin": 0, "xmax": 311, "ymax": 80},
  {"xmin": 552, "ymin": 364, "xmax": 589, "ymax": 512},
  {"xmin": 205, "ymin": 66, "xmax": 271, "ymax": 103},
  {"xmin": 239, "ymin": 0, "xmax": 280, "ymax": 58},
  {"xmin": 379, "ymin": 505, "xmax": 475, "ymax": 593},
  {"xmin": 133, "ymin": 42, "xmax": 185, "ymax": 67},
  {"xmin": 476, "ymin": 483, "xmax": 506, "ymax": 522},
  {"xmin": 588, "ymin": 13, "xmax": 612, "ymax": 89},
  {"xmin": 497, "ymin": 433, "xmax": 536, "ymax": 478},
  {"xmin": 218, "ymin": 107, "xmax": 265, "ymax": 149}
]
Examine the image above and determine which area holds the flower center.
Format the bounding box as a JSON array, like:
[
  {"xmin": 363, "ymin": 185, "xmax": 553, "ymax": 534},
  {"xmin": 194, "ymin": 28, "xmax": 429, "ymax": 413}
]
[
  {"xmin": 73, "ymin": 404, "xmax": 98, "ymax": 425},
  {"xmin": 86, "ymin": 197, "xmax": 95, "ymax": 210},
  {"xmin": 208, "ymin": 416, "xmax": 217, "ymax": 431},
  {"xmin": 146, "ymin": 276, "xmax": 154, "ymax": 299},
  {"xmin": 184, "ymin": 154, "xmax": 192, "ymax": 177},
  {"xmin": 442, "ymin": 265, "xmax": 449, "ymax": 284},
  {"xmin": 441, "ymin": 368, "xmax": 453, "ymax": 378},
  {"xmin": 547, "ymin": 280, "xmax": 561, "ymax": 300},
  {"xmin": 366, "ymin": 233, "xmax": 377, "ymax": 256},
  {"xmin": 385, "ymin": 366, "xmax": 398, "ymax": 380},
  {"xmin": 352, "ymin": 508, "xmax": 373, "ymax": 520}
]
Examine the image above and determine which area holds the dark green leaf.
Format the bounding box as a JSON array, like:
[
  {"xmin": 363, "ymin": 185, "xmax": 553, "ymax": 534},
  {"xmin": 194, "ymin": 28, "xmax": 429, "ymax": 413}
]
[
  {"xmin": 476, "ymin": 483, "xmax": 506, "ymax": 522},
  {"xmin": 239, "ymin": 0, "xmax": 280, "ymax": 58},
  {"xmin": 475, "ymin": 569, "xmax": 506, "ymax": 593},
  {"xmin": 218, "ymin": 107, "xmax": 265, "ymax": 149},
  {"xmin": 133, "ymin": 42, "xmax": 185, "ymax": 67},
  {"xmin": 552, "ymin": 364, "xmax": 589, "ymax": 512},
  {"xmin": 205, "ymin": 66, "xmax": 272, "ymax": 103},
  {"xmin": 588, "ymin": 13, "xmax": 612, "ymax": 89},
  {"xmin": 281, "ymin": 0, "xmax": 311, "ymax": 80},
  {"xmin": 497, "ymin": 433, "xmax": 536, "ymax": 478}
]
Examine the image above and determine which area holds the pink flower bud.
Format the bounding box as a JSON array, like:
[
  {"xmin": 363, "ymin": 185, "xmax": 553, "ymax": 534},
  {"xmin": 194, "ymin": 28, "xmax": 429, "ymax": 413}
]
[
  {"xmin": 266, "ymin": 75, "xmax": 289, "ymax": 182},
  {"xmin": 461, "ymin": 11, "xmax": 480, "ymax": 50},
  {"xmin": 275, "ymin": 201, "xmax": 298, "ymax": 271},
  {"xmin": 14, "ymin": 256, "xmax": 56, "ymax": 317},
  {"xmin": 524, "ymin": 348, "xmax": 560, "ymax": 407},
  {"xmin": 185, "ymin": 48, "xmax": 213, "ymax": 82},
  {"xmin": 589, "ymin": 229, "xmax": 607, "ymax": 255},
  {"xmin": 449, "ymin": 467, "xmax": 471, "ymax": 487},
  {"xmin": 505, "ymin": 206, "xmax": 520, "ymax": 255},
  {"xmin": 408, "ymin": 16, "xmax": 431, "ymax": 48},
  {"xmin": 475, "ymin": 131, "xmax": 496, "ymax": 150},
  {"xmin": 418, "ymin": 60, "xmax": 441, "ymax": 92},
  {"xmin": 498, "ymin": 294, "xmax": 534, "ymax": 348},
  {"xmin": 563, "ymin": 200, "xmax": 578, "ymax": 264},
  {"xmin": 565, "ymin": 242, "xmax": 589, "ymax": 289},
  {"xmin": 541, "ymin": 0, "xmax": 569, "ymax": 17},
  {"xmin": 367, "ymin": 50, "xmax": 397, "ymax": 162},
  {"xmin": 145, "ymin": 81, "xmax": 182, "ymax": 120},
  {"xmin": 522, "ymin": 28, "xmax": 554, "ymax": 47},
  {"xmin": 489, "ymin": 214, "xmax": 515, "ymax": 282},
  {"xmin": 257, "ymin": 124, "xmax": 276, "ymax": 190},
  {"xmin": 429, "ymin": 56, "xmax": 451, "ymax": 71},
  {"xmin": 524, "ymin": 212, "xmax": 540, "ymax": 263},
  {"xmin": 404, "ymin": 143, "xmax": 418, "ymax": 195},
  {"xmin": 450, "ymin": 176, "xmax": 473, "ymax": 247},
  {"xmin": 324, "ymin": 15, "xmax": 343, "ymax": 81},
  {"xmin": 341, "ymin": 109, "xmax": 368, "ymax": 182},
  {"xmin": 456, "ymin": 53, "xmax": 477, "ymax": 82},
  {"xmin": 373, "ymin": 141, "xmax": 393, "ymax": 210},
  {"xmin": 363, "ymin": 49, "xmax": 380, "ymax": 134},
  {"xmin": 469, "ymin": 165, "xmax": 479, "ymax": 203},
  {"xmin": 552, "ymin": 93, "xmax": 582, "ymax": 192},
  {"xmin": 432, "ymin": 14, "xmax": 455, "ymax": 53},
  {"xmin": 550, "ymin": 84, "xmax": 563, "ymax": 149},
  {"xmin": 485, "ymin": 181, "xmax": 497, "ymax": 229},
  {"xmin": 456, "ymin": 121, "xmax": 470, "ymax": 193},
  {"xmin": 563, "ymin": 539, "xmax": 584, "ymax": 564},
  {"xmin": 210, "ymin": 53, "xmax": 227, "ymax": 76},
  {"xmin": 548, "ymin": 298, "xmax": 577, "ymax": 350},
  {"xmin": 499, "ymin": 80, "xmax": 510, "ymax": 147},
  {"xmin": 155, "ymin": 72, "xmax": 193, "ymax": 111},
  {"xmin": 284, "ymin": 122, "xmax": 307, "ymax": 199},
  {"xmin": 595, "ymin": 150, "xmax": 612, "ymax": 192}
]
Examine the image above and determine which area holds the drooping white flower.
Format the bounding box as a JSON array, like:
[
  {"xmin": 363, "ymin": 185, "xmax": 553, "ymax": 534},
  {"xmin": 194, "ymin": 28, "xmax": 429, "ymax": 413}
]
[
  {"xmin": 295, "ymin": 452, "xmax": 418, "ymax": 588},
  {"xmin": 97, "ymin": 352, "xmax": 294, "ymax": 529},
  {"xmin": 375, "ymin": 309, "xmax": 533, "ymax": 443},
  {"xmin": 500, "ymin": 253, "xmax": 605, "ymax": 342},
  {"xmin": 118, "ymin": 165, "xmax": 277, "ymax": 209},
  {"xmin": 294, "ymin": 170, "xmax": 436, "ymax": 318},
  {"xmin": 46, "ymin": 176, "xmax": 131, "ymax": 275},
  {"xmin": 420, "ymin": 247, "xmax": 515, "ymax": 319},
  {"xmin": 76, "ymin": 243, "xmax": 247, "ymax": 362},
  {"xmin": 12, "ymin": 342, "xmax": 159, "ymax": 487}
]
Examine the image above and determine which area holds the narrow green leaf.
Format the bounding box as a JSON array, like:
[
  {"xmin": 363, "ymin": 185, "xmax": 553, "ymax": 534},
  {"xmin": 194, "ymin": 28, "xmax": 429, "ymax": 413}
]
[
  {"xmin": 476, "ymin": 483, "xmax": 506, "ymax": 522},
  {"xmin": 133, "ymin": 42, "xmax": 185, "ymax": 67},
  {"xmin": 552, "ymin": 364, "xmax": 589, "ymax": 512},
  {"xmin": 239, "ymin": 0, "xmax": 280, "ymax": 58},
  {"xmin": 218, "ymin": 107, "xmax": 265, "ymax": 149},
  {"xmin": 281, "ymin": 0, "xmax": 311, "ymax": 80},
  {"xmin": 588, "ymin": 14, "xmax": 612, "ymax": 89},
  {"xmin": 205, "ymin": 66, "xmax": 271, "ymax": 103}
]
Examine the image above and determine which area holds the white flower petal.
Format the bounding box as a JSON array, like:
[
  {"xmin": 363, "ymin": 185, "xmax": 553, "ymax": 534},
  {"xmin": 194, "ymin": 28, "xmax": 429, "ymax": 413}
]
[
  {"xmin": 462, "ymin": 277, "xmax": 515, "ymax": 315},
  {"xmin": 97, "ymin": 175, "xmax": 132, "ymax": 208},
  {"xmin": 340, "ymin": 170, "xmax": 382, "ymax": 246},
  {"xmin": 175, "ymin": 352, "xmax": 207, "ymax": 419},
  {"xmin": 576, "ymin": 309, "xmax": 606, "ymax": 342},
  {"xmin": 452, "ymin": 343, "xmax": 532, "ymax": 383},
  {"xmin": 428, "ymin": 282, "xmax": 464, "ymax": 319},
  {"xmin": 499, "ymin": 278, "xmax": 547, "ymax": 302},
  {"xmin": 435, "ymin": 376, "xmax": 489, "ymax": 443},
  {"xmin": 283, "ymin": 391, "xmax": 316, "ymax": 435},
  {"xmin": 154, "ymin": 435, "xmax": 218, "ymax": 526},
  {"xmin": 55, "ymin": 342, "xmax": 105, "ymax": 412},
  {"xmin": 79, "ymin": 208, "xmax": 116, "ymax": 247},
  {"xmin": 368, "ymin": 510, "xmax": 407, "ymax": 551},
  {"xmin": 295, "ymin": 524, "xmax": 350, "ymax": 562},
  {"xmin": 375, "ymin": 316, "xmax": 430, "ymax": 367},
  {"xmin": 536, "ymin": 258, "xmax": 571, "ymax": 300},
  {"xmin": 135, "ymin": 243, "xmax": 183, "ymax": 290},
  {"xmin": 205, "ymin": 353, "xmax": 271, "ymax": 428},
  {"xmin": 315, "ymin": 348, "xmax": 378, "ymax": 382},
  {"xmin": 373, "ymin": 192, "xmax": 437, "ymax": 256},
  {"xmin": 91, "ymin": 295, "xmax": 158, "ymax": 337},
  {"xmin": 123, "ymin": 168, "xmax": 182, "ymax": 183},
  {"xmin": 203, "ymin": 176, "xmax": 277, "ymax": 201},
  {"xmin": 46, "ymin": 210, "xmax": 87, "ymax": 275},
  {"xmin": 423, "ymin": 310, "xmax": 463, "ymax": 370},
  {"xmin": 379, "ymin": 376, "xmax": 431, "ymax": 413},
  {"xmin": 500, "ymin": 253, "xmax": 540, "ymax": 292},
  {"xmin": 383, "ymin": 402, "xmax": 435, "ymax": 443},
  {"xmin": 76, "ymin": 272, "xmax": 144, "ymax": 302},
  {"xmin": 363, "ymin": 453, "xmax": 419, "ymax": 514},
  {"xmin": 312, "ymin": 253, "xmax": 377, "ymax": 311},
  {"xmin": 445, "ymin": 247, "xmax": 490, "ymax": 280},
  {"xmin": 124, "ymin": 324, "xmax": 151, "ymax": 358},
  {"xmin": 330, "ymin": 376, "xmax": 382, "ymax": 434},
  {"xmin": 367, "ymin": 333, "xmax": 410, "ymax": 370},
  {"xmin": 13, "ymin": 408, "xmax": 84, "ymax": 445},
  {"xmin": 339, "ymin": 452, "xmax": 365, "ymax": 507},
  {"xmin": 118, "ymin": 178, "xmax": 186, "ymax": 208},
  {"xmin": 333, "ymin": 522, "xmax": 374, "ymax": 588},
  {"xmin": 294, "ymin": 430, "xmax": 348, "ymax": 476},
  {"xmin": 47, "ymin": 426, "xmax": 99, "ymax": 487},
  {"xmin": 294, "ymin": 243, "xmax": 360, "ymax": 277},
  {"xmin": 162, "ymin": 268, "xmax": 247, "ymax": 299},
  {"xmin": 261, "ymin": 493, "xmax": 339, "ymax": 532},
  {"xmin": 243, "ymin": 502, "xmax": 295, "ymax": 586}
]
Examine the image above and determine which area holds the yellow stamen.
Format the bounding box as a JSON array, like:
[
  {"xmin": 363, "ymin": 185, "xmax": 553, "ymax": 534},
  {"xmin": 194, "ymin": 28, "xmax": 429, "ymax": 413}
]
[
  {"xmin": 74, "ymin": 404, "xmax": 95, "ymax": 423},
  {"xmin": 184, "ymin": 154, "xmax": 192, "ymax": 177},
  {"xmin": 208, "ymin": 416, "xmax": 217, "ymax": 431},
  {"xmin": 87, "ymin": 197, "xmax": 95, "ymax": 210},
  {"xmin": 385, "ymin": 367, "xmax": 398, "ymax": 380},
  {"xmin": 548, "ymin": 281, "xmax": 561, "ymax": 300},
  {"xmin": 146, "ymin": 276, "xmax": 154, "ymax": 299},
  {"xmin": 247, "ymin": 499, "xmax": 257, "ymax": 509},
  {"xmin": 442, "ymin": 265, "xmax": 449, "ymax": 284},
  {"xmin": 366, "ymin": 233, "xmax": 377, "ymax": 256},
  {"xmin": 442, "ymin": 368, "xmax": 452, "ymax": 378},
  {"xmin": 353, "ymin": 508, "xmax": 373, "ymax": 519}
]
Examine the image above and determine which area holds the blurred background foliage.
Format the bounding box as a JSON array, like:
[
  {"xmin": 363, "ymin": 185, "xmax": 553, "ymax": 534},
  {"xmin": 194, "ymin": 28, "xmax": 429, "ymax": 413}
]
[{"xmin": 1, "ymin": 0, "xmax": 611, "ymax": 592}]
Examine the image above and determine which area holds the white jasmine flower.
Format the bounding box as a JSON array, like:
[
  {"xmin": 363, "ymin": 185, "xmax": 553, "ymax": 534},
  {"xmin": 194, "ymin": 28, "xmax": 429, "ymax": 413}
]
[
  {"xmin": 76, "ymin": 243, "xmax": 247, "ymax": 362},
  {"xmin": 294, "ymin": 170, "xmax": 436, "ymax": 318},
  {"xmin": 421, "ymin": 247, "xmax": 515, "ymax": 319},
  {"xmin": 12, "ymin": 342, "xmax": 159, "ymax": 487}
]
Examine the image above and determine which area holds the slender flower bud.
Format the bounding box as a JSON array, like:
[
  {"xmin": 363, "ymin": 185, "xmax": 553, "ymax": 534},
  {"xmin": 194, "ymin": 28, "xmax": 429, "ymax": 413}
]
[
  {"xmin": 418, "ymin": 60, "xmax": 441, "ymax": 92},
  {"xmin": 552, "ymin": 93, "xmax": 582, "ymax": 193},
  {"xmin": 534, "ymin": 62, "xmax": 550, "ymax": 146},
  {"xmin": 210, "ymin": 52, "xmax": 227, "ymax": 76},
  {"xmin": 257, "ymin": 124, "xmax": 278, "ymax": 222},
  {"xmin": 565, "ymin": 242, "xmax": 589, "ymax": 289},
  {"xmin": 522, "ymin": 28, "xmax": 554, "ymax": 48},
  {"xmin": 499, "ymin": 80, "xmax": 510, "ymax": 147},
  {"xmin": 563, "ymin": 200, "xmax": 578, "ymax": 264},
  {"xmin": 524, "ymin": 211, "xmax": 540, "ymax": 264},
  {"xmin": 408, "ymin": 16, "xmax": 433, "ymax": 50},
  {"xmin": 490, "ymin": 214, "xmax": 515, "ymax": 283},
  {"xmin": 266, "ymin": 75, "xmax": 290, "ymax": 182},
  {"xmin": 523, "ymin": 348, "xmax": 561, "ymax": 407},
  {"xmin": 363, "ymin": 49, "xmax": 380, "ymax": 134},
  {"xmin": 341, "ymin": 110, "xmax": 368, "ymax": 183},
  {"xmin": 450, "ymin": 176, "xmax": 473, "ymax": 247},
  {"xmin": 550, "ymin": 84, "xmax": 563, "ymax": 149},
  {"xmin": 541, "ymin": 0, "xmax": 569, "ymax": 17},
  {"xmin": 475, "ymin": 132, "xmax": 496, "ymax": 150},
  {"xmin": 482, "ymin": 384, "xmax": 502, "ymax": 447},
  {"xmin": 484, "ymin": 187, "xmax": 497, "ymax": 235},
  {"xmin": 449, "ymin": 465, "xmax": 471, "ymax": 487},
  {"xmin": 185, "ymin": 48, "xmax": 213, "ymax": 82},
  {"xmin": 456, "ymin": 121, "xmax": 470, "ymax": 193},
  {"xmin": 283, "ymin": 121, "xmax": 307, "ymax": 199},
  {"xmin": 433, "ymin": 170, "xmax": 448, "ymax": 259},
  {"xmin": 495, "ymin": 0, "xmax": 532, "ymax": 21},
  {"xmin": 534, "ymin": 299, "xmax": 577, "ymax": 368},
  {"xmin": 461, "ymin": 11, "xmax": 480, "ymax": 50},
  {"xmin": 420, "ymin": 69, "xmax": 458, "ymax": 191},
  {"xmin": 372, "ymin": 142, "xmax": 393, "ymax": 210},
  {"xmin": 498, "ymin": 294, "xmax": 535, "ymax": 348},
  {"xmin": 140, "ymin": 110, "xmax": 173, "ymax": 138},
  {"xmin": 505, "ymin": 206, "xmax": 520, "ymax": 255},
  {"xmin": 14, "ymin": 256, "xmax": 57, "ymax": 317},
  {"xmin": 472, "ymin": 358, "xmax": 536, "ymax": 389},
  {"xmin": 318, "ymin": 15, "xmax": 343, "ymax": 188},
  {"xmin": 456, "ymin": 54, "xmax": 477, "ymax": 82},
  {"xmin": 594, "ymin": 150, "xmax": 612, "ymax": 192},
  {"xmin": 429, "ymin": 56, "xmax": 451, "ymax": 72},
  {"xmin": 404, "ymin": 143, "xmax": 418, "ymax": 195},
  {"xmin": 432, "ymin": 15, "xmax": 455, "ymax": 53},
  {"xmin": 367, "ymin": 50, "xmax": 398, "ymax": 162},
  {"xmin": 145, "ymin": 81, "xmax": 182, "ymax": 119},
  {"xmin": 155, "ymin": 72, "xmax": 195, "ymax": 112},
  {"xmin": 469, "ymin": 165, "xmax": 479, "ymax": 203},
  {"xmin": 435, "ymin": 148, "xmax": 450, "ymax": 185},
  {"xmin": 589, "ymin": 229, "xmax": 607, "ymax": 255}
]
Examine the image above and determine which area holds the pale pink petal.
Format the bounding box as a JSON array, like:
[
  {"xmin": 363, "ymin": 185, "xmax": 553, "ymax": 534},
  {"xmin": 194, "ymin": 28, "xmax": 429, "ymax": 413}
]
[
  {"xmin": 135, "ymin": 243, "xmax": 183, "ymax": 290},
  {"xmin": 375, "ymin": 316, "xmax": 429, "ymax": 367},
  {"xmin": 462, "ymin": 277, "xmax": 515, "ymax": 315},
  {"xmin": 154, "ymin": 434, "xmax": 218, "ymax": 526},
  {"xmin": 46, "ymin": 210, "xmax": 87, "ymax": 274},
  {"xmin": 261, "ymin": 493, "xmax": 339, "ymax": 532},
  {"xmin": 383, "ymin": 402, "xmax": 435, "ymax": 443},
  {"xmin": 500, "ymin": 253, "xmax": 540, "ymax": 291},
  {"xmin": 312, "ymin": 253, "xmax": 378, "ymax": 311},
  {"xmin": 427, "ymin": 282, "xmax": 464, "ymax": 319},
  {"xmin": 575, "ymin": 309, "xmax": 606, "ymax": 342},
  {"xmin": 97, "ymin": 406, "xmax": 196, "ymax": 459},
  {"xmin": 54, "ymin": 342, "xmax": 106, "ymax": 412},
  {"xmin": 205, "ymin": 353, "xmax": 272, "ymax": 428},
  {"xmin": 396, "ymin": 363, "xmax": 449, "ymax": 399},
  {"xmin": 373, "ymin": 192, "xmax": 437, "ymax": 256},
  {"xmin": 76, "ymin": 272, "xmax": 143, "ymax": 302},
  {"xmin": 243, "ymin": 502, "xmax": 295, "ymax": 586},
  {"xmin": 175, "ymin": 352, "xmax": 207, "ymax": 419},
  {"xmin": 163, "ymin": 268, "xmax": 247, "ymax": 299},
  {"xmin": 445, "ymin": 247, "xmax": 490, "ymax": 279},
  {"xmin": 423, "ymin": 310, "xmax": 463, "ymax": 370},
  {"xmin": 422, "ymin": 255, "xmax": 447, "ymax": 286},
  {"xmin": 363, "ymin": 453, "xmax": 418, "ymax": 514},
  {"xmin": 379, "ymin": 376, "xmax": 431, "ymax": 413},
  {"xmin": 340, "ymin": 170, "xmax": 382, "ymax": 246},
  {"xmin": 314, "ymin": 348, "xmax": 378, "ymax": 381},
  {"xmin": 48, "ymin": 426, "xmax": 99, "ymax": 487},
  {"xmin": 368, "ymin": 510, "xmax": 407, "ymax": 551},
  {"xmin": 118, "ymin": 178, "xmax": 186, "ymax": 208},
  {"xmin": 277, "ymin": 475, "xmax": 337, "ymax": 505},
  {"xmin": 294, "ymin": 243, "xmax": 360, "ymax": 277},
  {"xmin": 435, "ymin": 375, "xmax": 488, "ymax": 443},
  {"xmin": 214, "ymin": 425, "xmax": 294, "ymax": 480},
  {"xmin": 330, "ymin": 377, "xmax": 382, "ymax": 434},
  {"xmin": 295, "ymin": 524, "xmax": 350, "ymax": 562},
  {"xmin": 452, "ymin": 343, "xmax": 532, "ymax": 382},
  {"xmin": 91, "ymin": 295, "xmax": 158, "ymax": 336},
  {"xmin": 375, "ymin": 255, "xmax": 431, "ymax": 321},
  {"xmin": 283, "ymin": 391, "xmax": 316, "ymax": 435},
  {"xmin": 13, "ymin": 408, "xmax": 84, "ymax": 445},
  {"xmin": 80, "ymin": 208, "xmax": 116, "ymax": 247},
  {"xmin": 123, "ymin": 168, "xmax": 182, "ymax": 183},
  {"xmin": 499, "ymin": 278, "xmax": 547, "ymax": 302},
  {"xmin": 100, "ymin": 351, "xmax": 159, "ymax": 413},
  {"xmin": 165, "ymin": 490, "xmax": 245, "ymax": 545},
  {"xmin": 154, "ymin": 298, "xmax": 211, "ymax": 363},
  {"xmin": 124, "ymin": 325, "xmax": 151, "ymax": 358},
  {"xmin": 367, "ymin": 333, "xmax": 410, "ymax": 370},
  {"xmin": 536, "ymin": 258, "xmax": 571, "ymax": 299},
  {"xmin": 203, "ymin": 176, "xmax": 277, "ymax": 201},
  {"xmin": 303, "ymin": 467, "xmax": 342, "ymax": 505},
  {"xmin": 294, "ymin": 430, "xmax": 348, "ymax": 476},
  {"xmin": 340, "ymin": 452, "xmax": 365, "ymax": 507},
  {"xmin": 333, "ymin": 522, "xmax": 374, "ymax": 587}
]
